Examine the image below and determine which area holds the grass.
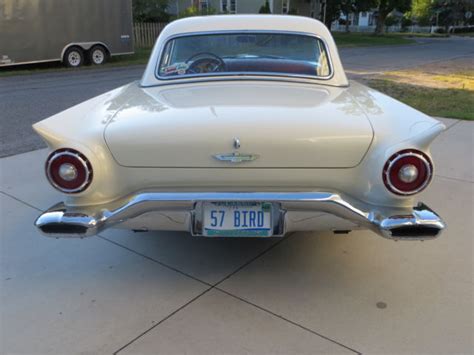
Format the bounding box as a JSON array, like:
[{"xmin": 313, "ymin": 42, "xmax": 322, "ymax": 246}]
[
  {"xmin": 333, "ymin": 32, "xmax": 416, "ymax": 47},
  {"xmin": 453, "ymin": 32, "xmax": 474, "ymax": 37},
  {"xmin": 369, "ymin": 78, "xmax": 474, "ymax": 120},
  {"xmin": 381, "ymin": 69, "xmax": 474, "ymax": 91},
  {"xmin": 389, "ymin": 32, "xmax": 449, "ymax": 38}
]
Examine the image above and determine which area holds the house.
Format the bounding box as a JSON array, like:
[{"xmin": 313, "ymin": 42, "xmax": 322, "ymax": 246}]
[
  {"xmin": 168, "ymin": 0, "xmax": 324, "ymax": 19},
  {"xmin": 353, "ymin": 11, "xmax": 376, "ymax": 26}
]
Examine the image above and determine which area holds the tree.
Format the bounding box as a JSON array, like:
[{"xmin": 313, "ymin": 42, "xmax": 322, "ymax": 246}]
[
  {"xmin": 374, "ymin": 0, "xmax": 412, "ymax": 33},
  {"xmin": 259, "ymin": 1, "xmax": 272, "ymax": 14},
  {"xmin": 179, "ymin": 5, "xmax": 217, "ymax": 18},
  {"xmin": 133, "ymin": 0, "xmax": 169, "ymax": 22},
  {"xmin": 432, "ymin": 0, "xmax": 474, "ymax": 29},
  {"xmin": 410, "ymin": 0, "xmax": 433, "ymax": 25},
  {"xmin": 323, "ymin": 0, "xmax": 343, "ymax": 28}
]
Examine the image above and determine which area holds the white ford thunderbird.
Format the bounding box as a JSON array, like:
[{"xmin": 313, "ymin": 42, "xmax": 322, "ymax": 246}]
[{"xmin": 34, "ymin": 15, "xmax": 446, "ymax": 240}]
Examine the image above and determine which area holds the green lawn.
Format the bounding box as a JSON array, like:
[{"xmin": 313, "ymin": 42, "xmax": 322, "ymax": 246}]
[
  {"xmin": 453, "ymin": 32, "xmax": 474, "ymax": 37},
  {"xmin": 333, "ymin": 32, "xmax": 417, "ymax": 47},
  {"xmin": 333, "ymin": 32, "xmax": 445, "ymax": 47},
  {"xmin": 369, "ymin": 79, "xmax": 474, "ymax": 120}
]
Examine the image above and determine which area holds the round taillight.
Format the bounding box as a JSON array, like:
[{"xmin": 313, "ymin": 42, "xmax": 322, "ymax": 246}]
[
  {"xmin": 383, "ymin": 149, "xmax": 433, "ymax": 196},
  {"xmin": 46, "ymin": 149, "xmax": 93, "ymax": 193}
]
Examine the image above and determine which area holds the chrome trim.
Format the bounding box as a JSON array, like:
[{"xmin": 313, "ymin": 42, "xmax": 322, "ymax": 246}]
[
  {"xmin": 384, "ymin": 151, "xmax": 433, "ymax": 196},
  {"xmin": 58, "ymin": 163, "xmax": 78, "ymax": 181},
  {"xmin": 213, "ymin": 152, "xmax": 259, "ymax": 163},
  {"xmin": 46, "ymin": 149, "xmax": 92, "ymax": 194},
  {"xmin": 34, "ymin": 191, "xmax": 445, "ymax": 240},
  {"xmin": 398, "ymin": 164, "xmax": 418, "ymax": 183},
  {"xmin": 233, "ymin": 137, "xmax": 241, "ymax": 150},
  {"xmin": 154, "ymin": 30, "xmax": 335, "ymax": 83}
]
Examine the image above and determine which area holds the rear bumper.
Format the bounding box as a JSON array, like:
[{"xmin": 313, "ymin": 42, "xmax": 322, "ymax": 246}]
[{"xmin": 34, "ymin": 192, "xmax": 445, "ymax": 240}]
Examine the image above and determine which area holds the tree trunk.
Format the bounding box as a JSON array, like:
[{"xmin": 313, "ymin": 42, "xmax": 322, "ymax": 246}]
[
  {"xmin": 375, "ymin": 12, "xmax": 387, "ymax": 34},
  {"xmin": 344, "ymin": 12, "xmax": 350, "ymax": 32}
]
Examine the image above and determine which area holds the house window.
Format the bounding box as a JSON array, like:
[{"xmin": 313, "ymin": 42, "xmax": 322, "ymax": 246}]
[
  {"xmin": 368, "ymin": 13, "xmax": 374, "ymax": 25},
  {"xmin": 199, "ymin": 0, "xmax": 208, "ymax": 11},
  {"xmin": 282, "ymin": 0, "xmax": 290, "ymax": 14},
  {"xmin": 221, "ymin": 0, "xmax": 236, "ymax": 13}
]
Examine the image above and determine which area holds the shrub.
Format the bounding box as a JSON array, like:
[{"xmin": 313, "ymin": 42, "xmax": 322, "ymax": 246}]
[
  {"xmin": 401, "ymin": 16, "xmax": 413, "ymax": 30},
  {"xmin": 179, "ymin": 5, "xmax": 216, "ymax": 18},
  {"xmin": 384, "ymin": 15, "xmax": 400, "ymax": 27},
  {"xmin": 259, "ymin": 1, "xmax": 271, "ymax": 14},
  {"xmin": 452, "ymin": 26, "xmax": 474, "ymax": 33}
]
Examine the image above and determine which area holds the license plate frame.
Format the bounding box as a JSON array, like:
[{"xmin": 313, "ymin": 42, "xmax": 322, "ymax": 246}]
[{"xmin": 199, "ymin": 201, "xmax": 274, "ymax": 237}]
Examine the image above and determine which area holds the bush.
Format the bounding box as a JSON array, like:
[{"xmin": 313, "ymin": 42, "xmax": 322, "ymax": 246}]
[
  {"xmin": 452, "ymin": 26, "xmax": 474, "ymax": 33},
  {"xmin": 401, "ymin": 16, "xmax": 412, "ymax": 30},
  {"xmin": 133, "ymin": 0, "xmax": 169, "ymax": 22},
  {"xmin": 384, "ymin": 15, "xmax": 400, "ymax": 27},
  {"xmin": 259, "ymin": 1, "xmax": 271, "ymax": 14},
  {"xmin": 179, "ymin": 5, "xmax": 216, "ymax": 18}
]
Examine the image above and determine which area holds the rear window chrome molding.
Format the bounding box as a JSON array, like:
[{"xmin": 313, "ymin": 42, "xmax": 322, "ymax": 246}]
[{"xmin": 154, "ymin": 30, "xmax": 335, "ymax": 84}]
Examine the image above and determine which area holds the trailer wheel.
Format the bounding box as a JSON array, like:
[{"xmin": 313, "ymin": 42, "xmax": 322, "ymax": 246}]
[
  {"xmin": 89, "ymin": 45, "xmax": 108, "ymax": 65},
  {"xmin": 64, "ymin": 47, "xmax": 84, "ymax": 67}
]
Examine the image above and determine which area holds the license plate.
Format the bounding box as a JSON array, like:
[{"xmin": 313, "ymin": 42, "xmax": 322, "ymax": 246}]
[{"xmin": 202, "ymin": 201, "xmax": 273, "ymax": 237}]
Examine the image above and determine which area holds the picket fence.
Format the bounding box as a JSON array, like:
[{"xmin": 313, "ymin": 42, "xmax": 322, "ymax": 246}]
[{"xmin": 133, "ymin": 22, "xmax": 168, "ymax": 48}]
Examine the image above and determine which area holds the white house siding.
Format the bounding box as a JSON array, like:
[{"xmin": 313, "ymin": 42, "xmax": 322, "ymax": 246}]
[{"xmin": 169, "ymin": 0, "xmax": 322, "ymax": 17}]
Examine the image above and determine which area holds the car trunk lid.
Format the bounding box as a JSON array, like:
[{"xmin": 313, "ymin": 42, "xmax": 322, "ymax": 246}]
[{"xmin": 104, "ymin": 82, "xmax": 373, "ymax": 168}]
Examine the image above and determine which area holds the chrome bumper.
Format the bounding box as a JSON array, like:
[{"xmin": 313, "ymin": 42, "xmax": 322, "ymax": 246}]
[{"xmin": 34, "ymin": 192, "xmax": 445, "ymax": 240}]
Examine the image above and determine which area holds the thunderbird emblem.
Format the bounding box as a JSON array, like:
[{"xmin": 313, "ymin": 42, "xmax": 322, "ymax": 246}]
[{"xmin": 213, "ymin": 152, "xmax": 259, "ymax": 163}]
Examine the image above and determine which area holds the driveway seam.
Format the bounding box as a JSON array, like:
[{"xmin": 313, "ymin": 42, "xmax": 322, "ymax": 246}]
[
  {"xmin": 211, "ymin": 234, "xmax": 292, "ymax": 287},
  {"xmin": 214, "ymin": 287, "xmax": 362, "ymax": 355},
  {"xmin": 435, "ymin": 175, "xmax": 474, "ymax": 184},
  {"xmin": 111, "ymin": 235, "xmax": 292, "ymax": 354},
  {"xmin": 0, "ymin": 190, "xmax": 43, "ymax": 212},
  {"xmin": 97, "ymin": 234, "xmax": 214, "ymax": 287},
  {"xmin": 113, "ymin": 287, "xmax": 214, "ymax": 355},
  {"xmin": 109, "ymin": 232, "xmax": 361, "ymax": 354}
]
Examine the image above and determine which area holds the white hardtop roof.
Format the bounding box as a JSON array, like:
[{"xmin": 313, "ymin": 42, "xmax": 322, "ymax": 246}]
[
  {"xmin": 141, "ymin": 15, "xmax": 348, "ymax": 87},
  {"xmin": 161, "ymin": 15, "xmax": 330, "ymax": 36}
]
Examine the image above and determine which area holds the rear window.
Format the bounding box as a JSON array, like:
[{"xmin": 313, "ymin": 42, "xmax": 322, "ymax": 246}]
[{"xmin": 157, "ymin": 32, "xmax": 331, "ymax": 79}]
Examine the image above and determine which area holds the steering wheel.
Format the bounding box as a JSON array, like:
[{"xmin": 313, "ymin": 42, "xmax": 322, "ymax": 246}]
[{"xmin": 186, "ymin": 52, "xmax": 226, "ymax": 74}]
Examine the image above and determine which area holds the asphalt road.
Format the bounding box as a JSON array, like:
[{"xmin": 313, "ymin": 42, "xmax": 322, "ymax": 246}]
[{"xmin": 1, "ymin": 36, "xmax": 473, "ymax": 157}]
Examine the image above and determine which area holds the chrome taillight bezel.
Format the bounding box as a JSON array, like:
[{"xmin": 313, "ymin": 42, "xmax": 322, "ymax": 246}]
[
  {"xmin": 383, "ymin": 149, "xmax": 433, "ymax": 196},
  {"xmin": 46, "ymin": 148, "xmax": 93, "ymax": 194}
]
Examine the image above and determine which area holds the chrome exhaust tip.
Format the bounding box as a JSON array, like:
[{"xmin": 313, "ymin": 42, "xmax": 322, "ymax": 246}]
[
  {"xmin": 377, "ymin": 203, "xmax": 446, "ymax": 241},
  {"xmin": 388, "ymin": 226, "xmax": 442, "ymax": 238}
]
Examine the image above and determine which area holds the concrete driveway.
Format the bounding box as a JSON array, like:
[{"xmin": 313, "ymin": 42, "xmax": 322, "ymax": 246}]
[{"xmin": 1, "ymin": 117, "xmax": 473, "ymax": 354}]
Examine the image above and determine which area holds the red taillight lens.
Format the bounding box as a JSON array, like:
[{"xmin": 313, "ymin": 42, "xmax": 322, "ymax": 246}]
[
  {"xmin": 383, "ymin": 149, "xmax": 433, "ymax": 196},
  {"xmin": 46, "ymin": 149, "xmax": 92, "ymax": 193}
]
